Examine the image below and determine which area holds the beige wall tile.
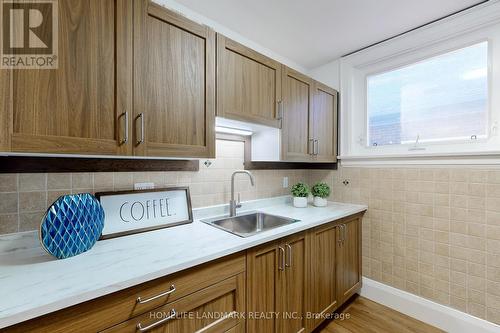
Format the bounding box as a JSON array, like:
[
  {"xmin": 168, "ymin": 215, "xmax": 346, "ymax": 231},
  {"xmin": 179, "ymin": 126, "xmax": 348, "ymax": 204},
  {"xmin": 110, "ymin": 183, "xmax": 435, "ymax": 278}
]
[
  {"xmin": 47, "ymin": 191, "xmax": 71, "ymax": 205},
  {"xmin": 19, "ymin": 192, "xmax": 47, "ymax": 212},
  {"xmin": 487, "ymin": 171, "xmax": 500, "ymax": 184},
  {"xmin": 72, "ymin": 173, "xmax": 93, "ymax": 189},
  {"xmin": 19, "ymin": 212, "xmax": 44, "ymax": 232},
  {"xmin": 3, "ymin": 160, "xmax": 500, "ymax": 323},
  {"xmin": 487, "ymin": 307, "xmax": 500, "ymax": 325},
  {"xmin": 469, "ymin": 170, "xmax": 487, "ymax": 183},
  {"xmin": 0, "ymin": 214, "xmax": 18, "ymax": 234},
  {"xmin": 489, "ymin": 254, "xmax": 500, "ymax": 268},
  {"xmin": 450, "ymin": 296, "xmax": 467, "ymax": 312},
  {"xmin": 488, "ymin": 267, "xmax": 500, "ymax": 282},
  {"xmin": 0, "ymin": 193, "xmax": 18, "ymax": 214},
  {"xmin": 468, "ymin": 196, "xmax": 485, "ymax": 210},
  {"xmin": 94, "ymin": 173, "xmax": 114, "ymax": 191},
  {"xmin": 19, "ymin": 174, "xmax": 46, "ymax": 191},
  {"xmin": 468, "ymin": 302, "xmax": 486, "ymax": 319},
  {"xmin": 486, "ymin": 294, "xmax": 500, "ymax": 310},
  {"xmin": 0, "ymin": 174, "xmax": 18, "ymax": 192},
  {"xmin": 468, "ymin": 276, "xmax": 486, "ymax": 292},
  {"xmin": 47, "ymin": 173, "xmax": 71, "ymax": 190},
  {"xmin": 113, "ymin": 172, "xmax": 134, "ymax": 190}
]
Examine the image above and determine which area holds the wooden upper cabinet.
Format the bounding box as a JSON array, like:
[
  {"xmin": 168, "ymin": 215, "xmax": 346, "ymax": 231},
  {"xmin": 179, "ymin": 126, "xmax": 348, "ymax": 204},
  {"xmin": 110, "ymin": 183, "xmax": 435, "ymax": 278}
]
[
  {"xmin": 5, "ymin": 0, "xmax": 133, "ymax": 155},
  {"xmin": 133, "ymin": 1, "xmax": 215, "ymax": 158},
  {"xmin": 217, "ymin": 35, "xmax": 281, "ymax": 127},
  {"xmin": 281, "ymin": 66, "xmax": 313, "ymax": 162},
  {"xmin": 281, "ymin": 70, "xmax": 338, "ymax": 163},
  {"xmin": 311, "ymin": 82, "xmax": 338, "ymax": 162}
]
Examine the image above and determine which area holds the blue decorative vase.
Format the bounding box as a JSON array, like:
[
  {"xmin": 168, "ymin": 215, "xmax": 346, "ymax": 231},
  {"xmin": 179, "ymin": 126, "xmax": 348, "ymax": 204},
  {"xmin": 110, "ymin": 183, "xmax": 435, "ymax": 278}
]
[{"xmin": 40, "ymin": 193, "xmax": 105, "ymax": 259}]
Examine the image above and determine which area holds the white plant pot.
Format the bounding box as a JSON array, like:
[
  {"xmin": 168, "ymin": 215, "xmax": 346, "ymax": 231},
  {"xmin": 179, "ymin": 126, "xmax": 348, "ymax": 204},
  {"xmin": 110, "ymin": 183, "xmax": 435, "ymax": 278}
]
[
  {"xmin": 293, "ymin": 197, "xmax": 308, "ymax": 208},
  {"xmin": 313, "ymin": 197, "xmax": 328, "ymax": 207}
]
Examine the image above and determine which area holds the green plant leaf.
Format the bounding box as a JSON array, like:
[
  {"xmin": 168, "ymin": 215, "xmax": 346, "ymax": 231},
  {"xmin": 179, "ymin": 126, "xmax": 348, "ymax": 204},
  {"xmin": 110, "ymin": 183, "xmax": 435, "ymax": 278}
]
[{"xmin": 311, "ymin": 182, "xmax": 330, "ymax": 198}]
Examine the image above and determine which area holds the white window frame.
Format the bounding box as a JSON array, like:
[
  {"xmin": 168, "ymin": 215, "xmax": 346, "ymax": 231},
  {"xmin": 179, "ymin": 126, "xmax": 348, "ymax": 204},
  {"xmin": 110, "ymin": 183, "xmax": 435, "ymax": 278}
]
[{"xmin": 339, "ymin": 1, "xmax": 500, "ymax": 165}]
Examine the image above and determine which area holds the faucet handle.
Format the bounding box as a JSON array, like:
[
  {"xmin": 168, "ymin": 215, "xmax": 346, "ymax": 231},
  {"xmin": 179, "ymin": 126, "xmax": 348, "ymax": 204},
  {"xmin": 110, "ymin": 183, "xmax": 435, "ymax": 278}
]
[{"xmin": 236, "ymin": 193, "xmax": 242, "ymax": 208}]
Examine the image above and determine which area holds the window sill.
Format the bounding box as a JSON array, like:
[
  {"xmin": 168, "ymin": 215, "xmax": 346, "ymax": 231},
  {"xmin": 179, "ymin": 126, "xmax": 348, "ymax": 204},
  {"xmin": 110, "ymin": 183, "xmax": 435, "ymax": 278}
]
[{"xmin": 338, "ymin": 151, "xmax": 500, "ymax": 166}]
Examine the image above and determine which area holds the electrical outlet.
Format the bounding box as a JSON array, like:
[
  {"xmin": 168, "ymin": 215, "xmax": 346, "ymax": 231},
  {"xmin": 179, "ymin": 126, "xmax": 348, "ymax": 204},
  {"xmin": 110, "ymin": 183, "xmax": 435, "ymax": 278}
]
[
  {"xmin": 134, "ymin": 182, "xmax": 155, "ymax": 190},
  {"xmin": 282, "ymin": 177, "xmax": 289, "ymax": 188}
]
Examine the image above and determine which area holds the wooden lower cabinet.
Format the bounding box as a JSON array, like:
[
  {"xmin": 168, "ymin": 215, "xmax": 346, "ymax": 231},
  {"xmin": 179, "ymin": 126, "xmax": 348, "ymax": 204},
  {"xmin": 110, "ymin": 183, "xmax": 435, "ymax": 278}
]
[
  {"xmin": 246, "ymin": 240, "xmax": 284, "ymax": 332},
  {"xmin": 246, "ymin": 232, "xmax": 308, "ymax": 333},
  {"xmin": 246, "ymin": 214, "xmax": 363, "ymax": 333},
  {"xmin": 225, "ymin": 322, "xmax": 246, "ymax": 333},
  {"xmin": 101, "ymin": 273, "xmax": 245, "ymax": 333},
  {"xmin": 306, "ymin": 223, "xmax": 339, "ymax": 332},
  {"xmin": 5, "ymin": 254, "xmax": 246, "ymax": 333},
  {"xmin": 6, "ymin": 213, "xmax": 364, "ymax": 333},
  {"xmin": 336, "ymin": 216, "xmax": 363, "ymax": 305},
  {"xmin": 282, "ymin": 233, "xmax": 308, "ymax": 333}
]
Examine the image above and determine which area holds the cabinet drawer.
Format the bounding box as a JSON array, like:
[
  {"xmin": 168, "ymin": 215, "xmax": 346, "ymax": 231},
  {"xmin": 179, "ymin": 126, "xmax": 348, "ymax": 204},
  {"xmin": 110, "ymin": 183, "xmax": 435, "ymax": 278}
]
[
  {"xmin": 101, "ymin": 273, "xmax": 245, "ymax": 333},
  {"xmin": 5, "ymin": 253, "xmax": 245, "ymax": 333},
  {"xmin": 129, "ymin": 253, "xmax": 245, "ymax": 314}
]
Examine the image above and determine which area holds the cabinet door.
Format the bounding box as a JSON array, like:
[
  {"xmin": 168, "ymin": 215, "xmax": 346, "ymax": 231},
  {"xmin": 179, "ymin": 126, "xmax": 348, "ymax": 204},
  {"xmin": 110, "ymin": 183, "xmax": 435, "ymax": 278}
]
[
  {"xmin": 307, "ymin": 223, "xmax": 338, "ymax": 331},
  {"xmin": 246, "ymin": 241, "xmax": 285, "ymax": 333},
  {"xmin": 311, "ymin": 82, "xmax": 338, "ymax": 162},
  {"xmin": 5, "ymin": 0, "xmax": 132, "ymax": 155},
  {"xmin": 134, "ymin": 1, "xmax": 215, "ymax": 158},
  {"xmin": 217, "ymin": 35, "xmax": 281, "ymax": 127},
  {"xmin": 281, "ymin": 67, "xmax": 313, "ymax": 162},
  {"xmin": 101, "ymin": 273, "xmax": 245, "ymax": 333},
  {"xmin": 337, "ymin": 217, "xmax": 362, "ymax": 304},
  {"xmin": 282, "ymin": 232, "xmax": 308, "ymax": 333}
]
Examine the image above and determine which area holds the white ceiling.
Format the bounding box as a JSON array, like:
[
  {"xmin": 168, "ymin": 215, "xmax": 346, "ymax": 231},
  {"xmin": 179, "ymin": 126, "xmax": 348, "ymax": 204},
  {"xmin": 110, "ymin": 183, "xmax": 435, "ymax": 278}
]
[{"xmin": 174, "ymin": 0, "xmax": 486, "ymax": 69}]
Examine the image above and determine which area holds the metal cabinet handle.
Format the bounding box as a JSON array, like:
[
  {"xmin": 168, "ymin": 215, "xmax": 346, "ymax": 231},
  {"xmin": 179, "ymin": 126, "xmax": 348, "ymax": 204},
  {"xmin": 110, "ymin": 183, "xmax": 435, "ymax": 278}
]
[
  {"xmin": 120, "ymin": 111, "xmax": 129, "ymax": 144},
  {"xmin": 342, "ymin": 224, "xmax": 347, "ymax": 244},
  {"xmin": 278, "ymin": 246, "xmax": 285, "ymax": 271},
  {"xmin": 314, "ymin": 139, "xmax": 319, "ymax": 155},
  {"xmin": 277, "ymin": 100, "xmax": 283, "ymax": 129},
  {"xmin": 137, "ymin": 113, "xmax": 145, "ymax": 145},
  {"xmin": 136, "ymin": 284, "xmax": 176, "ymax": 304},
  {"xmin": 337, "ymin": 225, "xmax": 343, "ymax": 247},
  {"xmin": 285, "ymin": 244, "xmax": 292, "ymax": 268},
  {"xmin": 308, "ymin": 139, "xmax": 314, "ymax": 155},
  {"xmin": 136, "ymin": 309, "xmax": 176, "ymax": 332}
]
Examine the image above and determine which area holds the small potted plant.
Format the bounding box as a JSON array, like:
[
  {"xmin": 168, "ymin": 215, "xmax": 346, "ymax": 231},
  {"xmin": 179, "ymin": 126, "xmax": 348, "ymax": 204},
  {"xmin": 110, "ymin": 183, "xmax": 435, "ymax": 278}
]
[
  {"xmin": 311, "ymin": 182, "xmax": 330, "ymax": 207},
  {"xmin": 291, "ymin": 182, "xmax": 309, "ymax": 208}
]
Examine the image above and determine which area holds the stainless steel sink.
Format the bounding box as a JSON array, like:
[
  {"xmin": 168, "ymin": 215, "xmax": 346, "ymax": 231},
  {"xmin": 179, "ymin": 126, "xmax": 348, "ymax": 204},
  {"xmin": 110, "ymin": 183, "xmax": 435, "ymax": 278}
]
[{"xmin": 202, "ymin": 212, "xmax": 300, "ymax": 238}]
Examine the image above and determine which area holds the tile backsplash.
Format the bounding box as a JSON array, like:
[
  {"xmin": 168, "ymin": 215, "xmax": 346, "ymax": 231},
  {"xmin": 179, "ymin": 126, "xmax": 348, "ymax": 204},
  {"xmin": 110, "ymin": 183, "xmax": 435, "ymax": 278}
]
[
  {"xmin": 0, "ymin": 140, "xmax": 307, "ymax": 235},
  {"xmin": 308, "ymin": 166, "xmax": 500, "ymax": 325},
  {"xmin": 5, "ymin": 139, "xmax": 500, "ymax": 325}
]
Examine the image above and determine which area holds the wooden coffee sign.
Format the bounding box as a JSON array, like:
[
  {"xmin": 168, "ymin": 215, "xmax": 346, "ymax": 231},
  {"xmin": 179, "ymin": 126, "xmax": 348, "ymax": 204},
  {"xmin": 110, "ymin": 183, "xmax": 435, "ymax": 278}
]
[{"xmin": 96, "ymin": 187, "xmax": 193, "ymax": 239}]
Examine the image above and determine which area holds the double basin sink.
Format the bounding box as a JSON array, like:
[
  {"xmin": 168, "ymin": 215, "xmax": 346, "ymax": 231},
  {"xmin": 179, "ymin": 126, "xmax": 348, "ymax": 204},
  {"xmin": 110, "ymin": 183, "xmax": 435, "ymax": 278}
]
[{"xmin": 202, "ymin": 212, "xmax": 300, "ymax": 238}]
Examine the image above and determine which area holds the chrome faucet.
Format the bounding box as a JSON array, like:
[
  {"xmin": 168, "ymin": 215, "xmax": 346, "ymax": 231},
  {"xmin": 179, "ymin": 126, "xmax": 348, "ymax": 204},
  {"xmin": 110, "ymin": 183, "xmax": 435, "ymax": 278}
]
[{"xmin": 229, "ymin": 170, "xmax": 255, "ymax": 217}]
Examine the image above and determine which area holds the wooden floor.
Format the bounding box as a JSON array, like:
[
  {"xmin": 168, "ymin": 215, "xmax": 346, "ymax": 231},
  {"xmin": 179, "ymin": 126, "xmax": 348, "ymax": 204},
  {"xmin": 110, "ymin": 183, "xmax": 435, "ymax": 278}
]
[{"xmin": 316, "ymin": 296, "xmax": 444, "ymax": 333}]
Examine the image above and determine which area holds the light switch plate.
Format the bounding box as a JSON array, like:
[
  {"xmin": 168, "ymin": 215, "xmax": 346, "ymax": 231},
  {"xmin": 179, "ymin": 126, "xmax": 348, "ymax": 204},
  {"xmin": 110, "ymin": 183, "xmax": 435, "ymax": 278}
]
[{"xmin": 282, "ymin": 177, "xmax": 289, "ymax": 188}]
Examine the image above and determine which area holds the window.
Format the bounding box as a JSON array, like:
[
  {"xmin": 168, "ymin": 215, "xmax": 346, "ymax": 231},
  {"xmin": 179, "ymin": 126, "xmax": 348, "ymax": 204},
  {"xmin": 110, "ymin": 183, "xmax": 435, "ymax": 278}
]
[
  {"xmin": 339, "ymin": 3, "xmax": 500, "ymax": 164},
  {"xmin": 367, "ymin": 42, "xmax": 489, "ymax": 147}
]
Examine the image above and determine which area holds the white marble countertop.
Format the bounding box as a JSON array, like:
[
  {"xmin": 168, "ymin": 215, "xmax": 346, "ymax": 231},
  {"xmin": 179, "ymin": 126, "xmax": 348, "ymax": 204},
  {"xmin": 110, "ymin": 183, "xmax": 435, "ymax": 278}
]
[{"xmin": 0, "ymin": 196, "xmax": 366, "ymax": 328}]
